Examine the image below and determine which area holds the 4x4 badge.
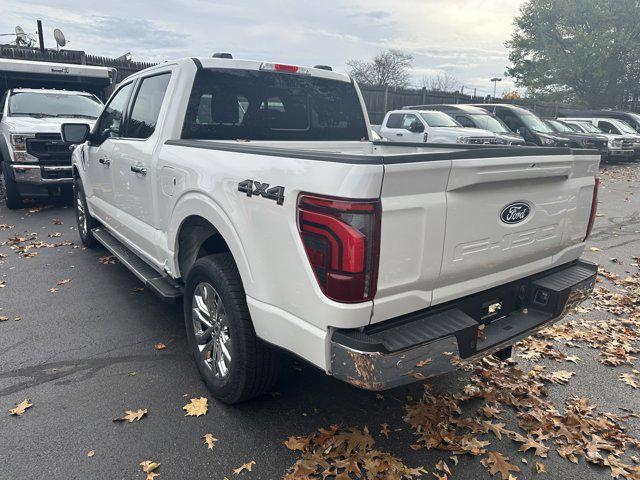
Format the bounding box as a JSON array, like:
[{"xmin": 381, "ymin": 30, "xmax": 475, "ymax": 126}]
[{"xmin": 238, "ymin": 179, "xmax": 285, "ymax": 205}]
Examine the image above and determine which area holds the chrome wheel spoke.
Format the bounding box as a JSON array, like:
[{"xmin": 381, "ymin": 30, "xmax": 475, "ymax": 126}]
[{"xmin": 191, "ymin": 282, "xmax": 231, "ymax": 379}]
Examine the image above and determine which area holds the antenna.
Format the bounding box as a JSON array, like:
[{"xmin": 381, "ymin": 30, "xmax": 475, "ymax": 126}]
[{"xmin": 53, "ymin": 28, "xmax": 66, "ymax": 50}]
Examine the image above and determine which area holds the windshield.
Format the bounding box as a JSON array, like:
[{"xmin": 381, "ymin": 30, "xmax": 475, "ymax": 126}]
[
  {"xmin": 575, "ymin": 122, "xmax": 602, "ymax": 133},
  {"xmin": 9, "ymin": 92, "xmax": 102, "ymax": 118},
  {"xmin": 613, "ymin": 120, "xmax": 638, "ymax": 134},
  {"xmin": 182, "ymin": 69, "xmax": 367, "ymax": 141},
  {"xmin": 418, "ymin": 111, "xmax": 460, "ymax": 127},
  {"xmin": 520, "ymin": 112, "xmax": 554, "ymax": 133},
  {"xmin": 546, "ymin": 120, "xmax": 574, "ymax": 133},
  {"xmin": 467, "ymin": 114, "xmax": 511, "ymax": 133}
]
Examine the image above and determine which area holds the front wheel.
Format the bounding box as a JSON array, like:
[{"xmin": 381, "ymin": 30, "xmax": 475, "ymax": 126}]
[
  {"xmin": 1, "ymin": 162, "xmax": 24, "ymax": 210},
  {"xmin": 184, "ymin": 253, "xmax": 280, "ymax": 404},
  {"xmin": 74, "ymin": 178, "xmax": 98, "ymax": 248}
]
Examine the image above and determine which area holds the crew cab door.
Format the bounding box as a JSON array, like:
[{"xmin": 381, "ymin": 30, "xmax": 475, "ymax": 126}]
[
  {"xmin": 110, "ymin": 71, "xmax": 172, "ymax": 263},
  {"xmin": 85, "ymin": 82, "xmax": 134, "ymax": 223},
  {"xmin": 380, "ymin": 113, "xmax": 408, "ymax": 141}
]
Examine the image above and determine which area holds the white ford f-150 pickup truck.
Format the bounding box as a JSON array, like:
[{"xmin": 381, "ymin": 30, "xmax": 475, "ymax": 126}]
[
  {"xmin": 62, "ymin": 56, "xmax": 599, "ymax": 403},
  {"xmin": 0, "ymin": 88, "xmax": 102, "ymax": 208}
]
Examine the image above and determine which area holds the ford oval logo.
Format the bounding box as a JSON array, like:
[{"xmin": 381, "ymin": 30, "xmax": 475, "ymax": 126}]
[{"xmin": 500, "ymin": 202, "xmax": 530, "ymax": 224}]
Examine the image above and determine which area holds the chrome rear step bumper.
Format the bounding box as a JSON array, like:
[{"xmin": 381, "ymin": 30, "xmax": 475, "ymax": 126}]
[{"xmin": 330, "ymin": 259, "xmax": 597, "ymax": 391}]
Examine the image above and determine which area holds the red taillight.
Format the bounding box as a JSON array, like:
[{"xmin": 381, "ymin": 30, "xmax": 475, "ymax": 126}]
[
  {"xmin": 584, "ymin": 177, "xmax": 600, "ymax": 241},
  {"xmin": 274, "ymin": 63, "xmax": 299, "ymax": 73},
  {"xmin": 297, "ymin": 194, "xmax": 381, "ymax": 303}
]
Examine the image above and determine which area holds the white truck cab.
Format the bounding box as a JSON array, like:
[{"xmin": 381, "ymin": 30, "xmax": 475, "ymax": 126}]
[
  {"xmin": 561, "ymin": 119, "xmax": 635, "ymax": 158},
  {"xmin": 0, "ymin": 88, "xmax": 102, "ymax": 208},
  {"xmin": 379, "ymin": 109, "xmax": 500, "ymax": 144},
  {"xmin": 62, "ymin": 56, "xmax": 598, "ymax": 403}
]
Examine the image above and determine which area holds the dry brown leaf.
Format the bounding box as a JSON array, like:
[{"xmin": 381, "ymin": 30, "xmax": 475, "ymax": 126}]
[
  {"xmin": 154, "ymin": 342, "xmax": 167, "ymax": 350},
  {"xmin": 140, "ymin": 460, "xmax": 160, "ymax": 480},
  {"xmin": 49, "ymin": 288, "xmax": 58, "ymax": 293},
  {"xmin": 56, "ymin": 279, "xmax": 70, "ymax": 286},
  {"xmin": 481, "ymin": 452, "xmax": 520, "ymax": 480},
  {"xmin": 233, "ymin": 460, "xmax": 255, "ymax": 474},
  {"xmin": 620, "ymin": 371, "xmax": 640, "ymax": 389},
  {"xmin": 99, "ymin": 255, "xmax": 117, "ymax": 265},
  {"xmin": 380, "ymin": 423, "xmax": 390, "ymax": 438},
  {"xmin": 284, "ymin": 436, "xmax": 309, "ymax": 451},
  {"xmin": 535, "ymin": 461, "xmax": 546, "ymax": 473},
  {"xmin": 0, "ymin": 316, "xmax": 8, "ymax": 322},
  {"xmin": 590, "ymin": 247, "xmax": 601, "ymax": 252},
  {"xmin": 183, "ymin": 397, "xmax": 208, "ymax": 417},
  {"xmin": 203, "ymin": 433, "xmax": 218, "ymax": 449},
  {"xmin": 435, "ymin": 459, "xmax": 451, "ymax": 475},
  {"xmin": 114, "ymin": 408, "xmax": 148, "ymax": 423},
  {"xmin": 87, "ymin": 450, "xmax": 95, "ymax": 458},
  {"xmin": 9, "ymin": 399, "xmax": 32, "ymax": 416}
]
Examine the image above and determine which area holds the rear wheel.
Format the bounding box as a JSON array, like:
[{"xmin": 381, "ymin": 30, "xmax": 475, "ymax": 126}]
[
  {"xmin": 1, "ymin": 162, "xmax": 24, "ymax": 210},
  {"xmin": 184, "ymin": 254, "xmax": 280, "ymax": 404},
  {"xmin": 74, "ymin": 178, "xmax": 98, "ymax": 248}
]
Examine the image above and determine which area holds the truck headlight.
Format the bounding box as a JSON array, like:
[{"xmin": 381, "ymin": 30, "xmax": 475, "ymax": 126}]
[
  {"xmin": 539, "ymin": 136, "xmax": 555, "ymax": 146},
  {"xmin": 10, "ymin": 133, "xmax": 38, "ymax": 162},
  {"xmin": 610, "ymin": 138, "xmax": 622, "ymax": 148},
  {"xmin": 457, "ymin": 136, "xmax": 471, "ymax": 144}
]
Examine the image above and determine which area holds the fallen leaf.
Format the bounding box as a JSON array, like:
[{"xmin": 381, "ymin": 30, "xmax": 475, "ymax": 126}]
[
  {"xmin": 590, "ymin": 247, "xmax": 601, "ymax": 252},
  {"xmin": 535, "ymin": 461, "xmax": 546, "ymax": 473},
  {"xmin": 49, "ymin": 288, "xmax": 58, "ymax": 293},
  {"xmin": 436, "ymin": 459, "xmax": 451, "ymax": 475},
  {"xmin": 203, "ymin": 433, "xmax": 218, "ymax": 449},
  {"xmin": 620, "ymin": 371, "xmax": 640, "ymax": 389},
  {"xmin": 52, "ymin": 218, "xmax": 62, "ymax": 225},
  {"xmin": 183, "ymin": 397, "xmax": 208, "ymax": 417},
  {"xmin": 140, "ymin": 460, "xmax": 160, "ymax": 480},
  {"xmin": 114, "ymin": 408, "xmax": 148, "ymax": 423},
  {"xmin": 380, "ymin": 423, "xmax": 390, "ymax": 438},
  {"xmin": 284, "ymin": 436, "xmax": 309, "ymax": 451},
  {"xmin": 9, "ymin": 399, "xmax": 32, "ymax": 416},
  {"xmin": 99, "ymin": 255, "xmax": 117, "ymax": 265},
  {"xmin": 0, "ymin": 316, "xmax": 8, "ymax": 322},
  {"xmin": 233, "ymin": 460, "xmax": 255, "ymax": 474},
  {"xmin": 87, "ymin": 450, "xmax": 95, "ymax": 458},
  {"xmin": 154, "ymin": 342, "xmax": 167, "ymax": 350},
  {"xmin": 56, "ymin": 279, "xmax": 70, "ymax": 286},
  {"xmin": 481, "ymin": 452, "xmax": 520, "ymax": 480}
]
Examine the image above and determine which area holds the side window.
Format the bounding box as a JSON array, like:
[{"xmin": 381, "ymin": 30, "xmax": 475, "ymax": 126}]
[
  {"xmin": 499, "ymin": 112, "xmax": 521, "ymax": 132},
  {"xmin": 126, "ymin": 73, "xmax": 171, "ymax": 139},
  {"xmin": 597, "ymin": 121, "xmax": 618, "ymax": 134},
  {"xmin": 456, "ymin": 115, "xmax": 475, "ymax": 128},
  {"xmin": 96, "ymin": 83, "xmax": 133, "ymax": 140},
  {"xmin": 0, "ymin": 92, "xmax": 6, "ymax": 117},
  {"xmin": 401, "ymin": 114, "xmax": 419, "ymax": 130},
  {"xmin": 386, "ymin": 113, "xmax": 403, "ymax": 128}
]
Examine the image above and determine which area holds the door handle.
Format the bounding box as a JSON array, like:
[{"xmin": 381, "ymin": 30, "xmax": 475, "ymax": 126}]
[
  {"xmin": 396, "ymin": 133, "xmax": 403, "ymax": 136},
  {"xmin": 98, "ymin": 158, "xmax": 110, "ymax": 166},
  {"xmin": 130, "ymin": 164, "xmax": 147, "ymax": 175}
]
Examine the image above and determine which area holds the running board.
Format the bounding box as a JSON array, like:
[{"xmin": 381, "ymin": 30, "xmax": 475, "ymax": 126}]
[{"xmin": 92, "ymin": 227, "xmax": 183, "ymax": 302}]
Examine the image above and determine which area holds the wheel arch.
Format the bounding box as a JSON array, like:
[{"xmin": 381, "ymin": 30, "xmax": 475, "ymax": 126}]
[{"xmin": 169, "ymin": 193, "xmax": 253, "ymax": 291}]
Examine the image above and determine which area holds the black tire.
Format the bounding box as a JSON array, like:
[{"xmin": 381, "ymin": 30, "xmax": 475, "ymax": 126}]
[
  {"xmin": 1, "ymin": 162, "xmax": 24, "ymax": 210},
  {"xmin": 184, "ymin": 253, "xmax": 280, "ymax": 404},
  {"xmin": 74, "ymin": 178, "xmax": 98, "ymax": 248}
]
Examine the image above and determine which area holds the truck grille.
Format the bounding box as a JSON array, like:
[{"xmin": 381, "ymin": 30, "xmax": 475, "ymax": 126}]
[
  {"xmin": 622, "ymin": 139, "xmax": 634, "ymax": 150},
  {"xmin": 468, "ymin": 137, "xmax": 499, "ymax": 144},
  {"xmin": 26, "ymin": 133, "xmax": 71, "ymax": 166},
  {"xmin": 584, "ymin": 139, "xmax": 608, "ymax": 151}
]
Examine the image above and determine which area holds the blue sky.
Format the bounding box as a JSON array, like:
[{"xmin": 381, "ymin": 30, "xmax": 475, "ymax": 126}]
[{"xmin": 0, "ymin": 0, "xmax": 523, "ymax": 95}]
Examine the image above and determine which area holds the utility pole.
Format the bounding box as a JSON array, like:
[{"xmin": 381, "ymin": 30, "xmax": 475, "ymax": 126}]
[
  {"xmin": 36, "ymin": 20, "xmax": 44, "ymax": 52},
  {"xmin": 490, "ymin": 77, "xmax": 502, "ymax": 102}
]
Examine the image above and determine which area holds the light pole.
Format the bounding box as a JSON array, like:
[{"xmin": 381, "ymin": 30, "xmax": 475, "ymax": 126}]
[{"xmin": 490, "ymin": 77, "xmax": 502, "ymax": 101}]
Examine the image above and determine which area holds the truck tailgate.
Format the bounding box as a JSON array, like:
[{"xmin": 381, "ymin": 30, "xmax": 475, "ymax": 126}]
[
  {"xmin": 372, "ymin": 148, "xmax": 599, "ymax": 324},
  {"xmin": 434, "ymin": 152, "xmax": 598, "ymax": 305}
]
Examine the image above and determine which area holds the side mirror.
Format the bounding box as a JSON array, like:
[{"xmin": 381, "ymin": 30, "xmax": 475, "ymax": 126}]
[
  {"xmin": 409, "ymin": 121, "xmax": 425, "ymax": 133},
  {"xmin": 516, "ymin": 126, "xmax": 528, "ymax": 137},
  {"xmin": 61, "ymin": 123, "xmax": 90, "ymax": 144}
]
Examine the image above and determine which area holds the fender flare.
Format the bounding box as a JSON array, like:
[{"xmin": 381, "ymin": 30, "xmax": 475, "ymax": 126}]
[{"xmin": 167, "ymin": 190, "xmax": 254, "ymax": 291}]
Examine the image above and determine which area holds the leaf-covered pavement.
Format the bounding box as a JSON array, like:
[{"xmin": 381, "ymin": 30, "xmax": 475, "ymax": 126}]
[{"xmin": 0, "ymin": 161, "xmax": 638, "ymax": 479}]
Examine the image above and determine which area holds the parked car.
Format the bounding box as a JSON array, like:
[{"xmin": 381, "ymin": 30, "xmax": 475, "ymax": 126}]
[
  {"xmin": 378, "ymin": 109, "xmax": 500, "ymax": 144},
  {"xmin": 404, "ymin": 104, "xmax": 525, "ymax": 145},
  {"xmin": 544, "ymin": 119, "xmax": 608, "ymax": 152},
  {"xmin": 563, "ymin": 117, "xmax": 640, "ymax": 157},
  {"xmin": 0, "ymin": 88, "xmax": 103, "ymax": 208},
  {"xmin": 62, "ymin": 56, "xmax": 598, "ymax": 403},
  {"xmin": 471, "ymin": 104, "xmax": 570, "ymax": 147},
  {"xmin": 558, "ymin": 109, "xmax": 640, "ymax": 132},
  {"xmin": 559, "ymin": 119, "xmax": 635, "ymax": 159}
]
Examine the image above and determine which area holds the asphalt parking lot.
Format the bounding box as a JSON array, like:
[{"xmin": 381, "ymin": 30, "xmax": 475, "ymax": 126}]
[{"xmin": 1, "ymin": 160, "xmax": 639, "ymax": 480}]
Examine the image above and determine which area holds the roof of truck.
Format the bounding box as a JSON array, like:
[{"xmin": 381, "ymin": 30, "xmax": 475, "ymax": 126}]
[
  {"xmin": 10, "ymin": 88, "xmax": 96, "ymax": 96},
  {"xmin": 407, "ymin": 104, "xmax": 493, "ymax": 114},
  {"xmin": 129, "ymin": 57, "xmax": 351, "ymax": 83}
]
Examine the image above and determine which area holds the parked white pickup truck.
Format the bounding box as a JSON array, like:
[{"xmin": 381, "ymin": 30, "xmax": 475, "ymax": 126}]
[
  {"xmin": 378, "ymin": 109, "xmax": 500, "ymax": 144},
  {"xmin": 62, "ymin": 56, "xmax": 599, "ymax": 403},
  {"xmin": 0, "ymin": 88, "xmax": 102, "ymax": 208}
]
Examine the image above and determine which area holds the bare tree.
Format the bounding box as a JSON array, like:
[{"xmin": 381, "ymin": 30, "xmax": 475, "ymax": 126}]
[
  {"xmin": 421, "ymin": 72, "xmax": 460, "ymax": 92},
  {"xmin": 347, "ymin": 49, "xmax": 414, "ymax": 88}
]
